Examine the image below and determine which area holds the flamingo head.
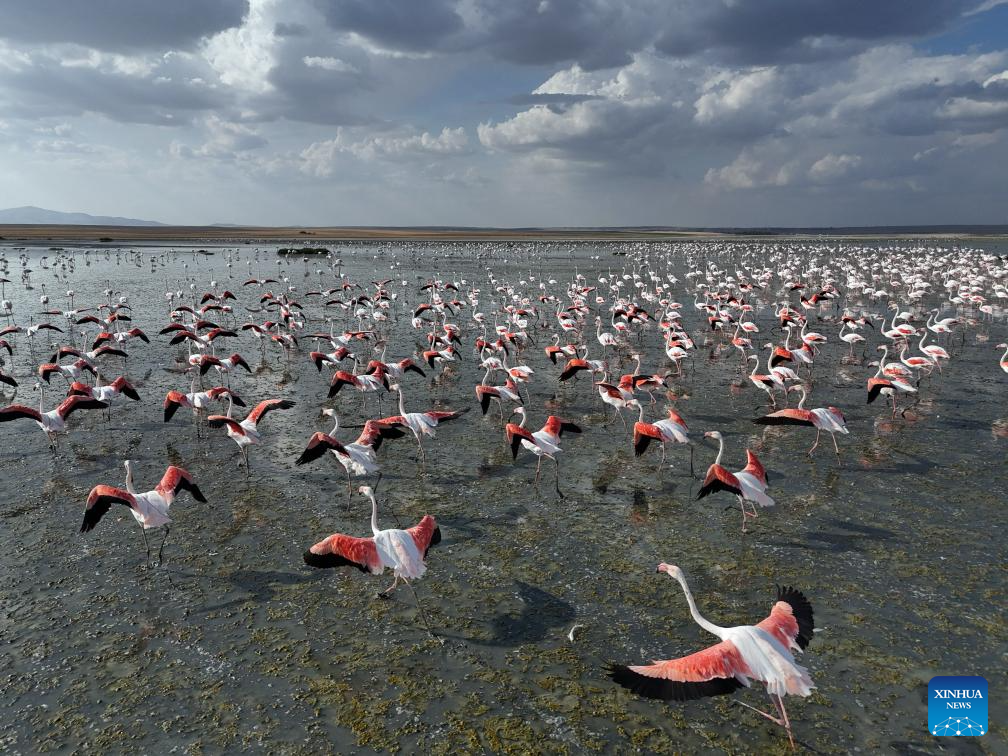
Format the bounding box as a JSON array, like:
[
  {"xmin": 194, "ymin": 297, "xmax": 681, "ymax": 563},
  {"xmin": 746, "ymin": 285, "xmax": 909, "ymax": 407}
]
[
  {"xmin": 656, "ymin": 563, "xmax": 683, "ymax": 579},
  {"xmin": 321, "ymin": 407, "xmax": 336, "ymax": 418},
  {"xmin": 997, "ymin": 343, "xmax": 1007, "ymax": 349},
  {"xmin": 123, "ymin": 459, "xmax": 132, "ymax": 471},
  {"xmin": 357, "ymin": 485, "xmax": 373, "ymax": 497},
  {"xmin": 703, "ymin": 430, "xmax": 723, "ymax": 441},
  {"xmin": 511, "ymin": 406, "xmax": 526, "ymax": 417}
]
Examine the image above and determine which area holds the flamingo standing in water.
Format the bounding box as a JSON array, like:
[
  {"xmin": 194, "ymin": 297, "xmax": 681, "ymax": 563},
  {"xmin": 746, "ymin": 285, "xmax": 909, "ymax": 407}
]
[
  {"xmin": 697, "ymin": 431, "xmax": 774, "ymax": 532},
  {"xmin": 753, "ymin": 386, "xmax": 848, "ymax": 459},
  {"xmin": 998, "ymin": 343, "xmax": 1008, "ymax": 374},
  {"xmin": 866, "ymin": 359, "xmax": 917, "ymax": 418},
  {"xmin": 380, "ymin": 383, "xmax": 464, "ymax": 466},
  {"xmin": 207, "ymin": 398, "xmax": 296, "ymax": 471},
  {"xmin": 0, "ymin": 384, "xmax": 107, "ymax": 448},
  {"xmin": 303, "ymin": 485, "xmax": 441, "ymax": 636},
  {"xmin": 631, "ymin": 402, "xmax": 694, "ymax": 475},
  {"xmin": 294, "ymin": 412, "xmax": 405, "ymax": 505},
  {"xmin": 80, "ymin": 461, "xmax": 207, "ymax": 567},
  {"xmin": 608, "ymin": 563, "xmax": 814, "ymax": 751},
  {"xmin": 505, "ymin": 407, "xmax": 581, "ymax": 497}
]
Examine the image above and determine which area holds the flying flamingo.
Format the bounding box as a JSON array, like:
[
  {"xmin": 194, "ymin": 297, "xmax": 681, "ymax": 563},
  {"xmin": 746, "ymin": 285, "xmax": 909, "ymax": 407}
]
[
  {"xmin": 303, "ymin": 485, "xmax": 441, "ymax": 636},
  {"xmin": 753, "ymin": 386, "xmax": 848, "ymax": 459},
  {"xmin": 505, "ymin": 407, "xmax": 581, "ymax": 497},
  {"xmin": 163, "ymin": 380, "xmax": 245, "ymax": 425},
  {"xmin": 207, "ymin": 398, "xmax": 296, "ymax": 471},
  {"xmin": 631, "ymin": 402, "xmax": 694, "ymax": 474},
  {"xmin": 697, "ymin": 431, "xmax": 774, "ymax": 532},
  {"xmin": 608, "ymin": 563, "xmax": 814, "ymax": 750},
  {"xmin": 0, "ymin": 384, "xmax": 108, "ymax": 448},
  {"xmin": 294, "ymin": 412, "xmax": 406, "ymax": 505},
  {"xmin": 80, "ymin": 461, "xmax": 206, "ymax": 567}
]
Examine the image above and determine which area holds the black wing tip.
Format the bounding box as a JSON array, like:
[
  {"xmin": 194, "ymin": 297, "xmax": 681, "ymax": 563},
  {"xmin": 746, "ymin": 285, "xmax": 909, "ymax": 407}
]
[
  {"xmin": 303, "ymin": 550, "xmax": 368, "ymax": 572},
  {"xmin": 606, "ymin": 664, "xmax": 744, "ymax": 701},
  {"xmin": 188, "ymin": 483, "xmax": 208, "ymax": 503},
  {"xmin": 776, "ymin": 585, "xmax": 815, "ymax": 649}
]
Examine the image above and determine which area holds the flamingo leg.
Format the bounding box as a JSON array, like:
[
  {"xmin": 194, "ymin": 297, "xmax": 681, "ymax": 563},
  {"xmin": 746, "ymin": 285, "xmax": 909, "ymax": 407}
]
[
  {"xmin": 553, "ymin": 457, "xmax": 563, "ymax": 499},
  {"xmin": 140, "ymin": 525, "xmax": 151, "ymax": 568},
  {"xmin": 808, "ymin": 430, "xmax": 820, "ymax": 456},
  {"xmin": 404, "ymin": 579, "xmax": 441, "ymax": 642},
  {"xmin": 831, "ymin": 432, "xmax": 840, "ymax": 459},
  {"xmin": 775, "ymin": 694, "xmax": 796, "ymax": 751},
  {"xmin": 378, "ymin": 575, "xmax": 400, "ymax": 597},
  {"xmin": 534, "ymin": 456, "xmax": 542, "ymax": 491},
  {"xmin": 345, "ymin": 467, "xmax": 353, "ymax": 511},
  {"xmin": 157, "ymin": 526, "xmax": 170, "ymax": 567}
]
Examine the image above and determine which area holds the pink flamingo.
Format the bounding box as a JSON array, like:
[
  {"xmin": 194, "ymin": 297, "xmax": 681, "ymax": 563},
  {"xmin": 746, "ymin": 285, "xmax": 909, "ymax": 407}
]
[{"xmin": 608, "ymin": 563, "xmax": 814, "ymax": 750}]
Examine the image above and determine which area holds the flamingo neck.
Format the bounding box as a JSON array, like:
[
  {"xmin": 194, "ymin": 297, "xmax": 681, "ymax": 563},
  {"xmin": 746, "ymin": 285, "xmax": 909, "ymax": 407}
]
[
  {"xmin": 125, "ymin": 463, "xmax": 136, "ymax": 494},
  {"xmin": 795, "ymin": 387, "xmax": 807, "ymax": 409},
  {"xmin": 369, "ymin": 492, "xmax": 380, "ymax": 535},
  {"xmin": 397, "ymin": 387, "xmax": 406, "ymax": 416},
  {"xmin": 637, "ymin": 403, "xmax": 645, "ymax": 424},
  {"xmin": 714, "ymin": 435, "xmax": 725, "ymax": 467},
  {"xmin": 518, "ymin": 411, "xmax": 528, "ymax": 429},
  {"xmin": 673, "ymin": 573, "xmax": 725, "ymax": 638}
]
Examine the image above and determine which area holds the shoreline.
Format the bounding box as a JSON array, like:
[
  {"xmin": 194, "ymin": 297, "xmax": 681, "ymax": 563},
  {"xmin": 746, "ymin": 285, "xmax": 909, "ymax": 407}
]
[{"xmin": 1, "ymin": 224, "xmax": 1006, "ymax": 246}]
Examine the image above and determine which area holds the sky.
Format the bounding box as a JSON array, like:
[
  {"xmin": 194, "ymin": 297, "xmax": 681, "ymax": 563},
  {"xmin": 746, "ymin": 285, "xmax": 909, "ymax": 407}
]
[{"xmin": 1, "ymin": 0, "xmax": 1007, "ymax": 227}]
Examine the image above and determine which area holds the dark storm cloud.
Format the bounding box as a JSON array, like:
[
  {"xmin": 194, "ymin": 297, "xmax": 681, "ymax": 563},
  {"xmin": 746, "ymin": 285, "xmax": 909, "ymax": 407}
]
[
  {"xmin": 0, "ymin": 1, "xmax": 249, "ymax": 52},
  {"xmin": 0, "ymin": 63, "xmax": 223, "ymax": 126},
  {"xmin": 656, "ymin": 0, "xmax": 975, "ymax": 64},
  {"xmin": 315, "ymin": 0, "xmax": 464, "ymax": 52},
  {"xmin": 472, "ymin": 0, "xmax": 656, "ymax": 70}
]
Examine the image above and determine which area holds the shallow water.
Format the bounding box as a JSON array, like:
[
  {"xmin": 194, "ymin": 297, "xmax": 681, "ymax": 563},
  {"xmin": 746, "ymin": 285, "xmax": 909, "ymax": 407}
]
[{"xmin": 0, "ymin": 239, "xmax": 1004, "ymax": 754}]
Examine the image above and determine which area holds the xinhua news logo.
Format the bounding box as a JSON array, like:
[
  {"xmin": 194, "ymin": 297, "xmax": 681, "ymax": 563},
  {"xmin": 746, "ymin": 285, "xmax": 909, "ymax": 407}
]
[{"xmin": 929, "ymin": 676, "xmax": 987, "ymax": 737}]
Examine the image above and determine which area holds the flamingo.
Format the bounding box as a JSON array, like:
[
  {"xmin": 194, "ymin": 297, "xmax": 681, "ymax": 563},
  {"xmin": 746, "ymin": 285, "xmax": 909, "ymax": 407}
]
[
  {"xmin": 67, "ymin": 375, "xmax": 141, "ymax": 420},
  {"xmin": 595, "ymin": 315, "xmax": 618, "ymax": 357},
  {"xmin": 380, "ymin": 383, "xmax": 464, "ymax": 465},
  {"xmin": 475, "ymin": 367, "xmax": 524, "ymax": 424},
  {"xmin": 753, "ymin": 386, "xmax": 848, "ymax": 458},
  {"xmin": 294, "ymin": 412, "xmax": 406, "ymax": 505},
  {"xmin": 206, "ymin": 398, "xmax": 296, "ymax": 471},
  {"xmin": 866, "ymin": 359, "xmax": 917, "ymax": 418},
  {"xmin": 697, "ymin": 431, "xmax": 774, "ymax": 532},
  {"xmin": 80, "ymin": 461, "xmax": 207, "ymax": 567},
  {"xmin": 505, "ymin": 407, "xmax": 581, "ymax": 497},
  {"xmin": 38, "ymin": 359, "xmax": 96, "ymax": 386},
  {"xmin": 608, "ymin": 563, "xmax": 814, "ymax": 750},
  {"xmin": 163, "ymin": 380, "xmax": 245, "ymax": 423},
  {"xmin": 0, "ymin": 384, "xmax": 108, "ymax": 448},
  {"xmin": 631, "ymin": 402, "xmax": 694, "ymax": 474},
  {"xmin": 998, "ymin": 343, "xmax": 1008, "ymax": 374},
  {"xmin": 303, "ymin": 485, "xmax": 441, "ymax": 636}
]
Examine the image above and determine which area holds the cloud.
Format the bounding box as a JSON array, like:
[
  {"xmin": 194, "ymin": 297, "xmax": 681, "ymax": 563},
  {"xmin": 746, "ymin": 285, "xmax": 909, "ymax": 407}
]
[
  {"xmin": 0, "ymin": 1, "xmax": 249, "ymax": 52},
  {"xmin": 808, "ymin": 152, "xmax": 862, "ymax": 182},
  {"xmin": 300, "ymin": 125, "xmax": 470, "ymax": 175},
  {"xmin": 316, "ymin": 0, "xmax": 464, "ymax": 52}
]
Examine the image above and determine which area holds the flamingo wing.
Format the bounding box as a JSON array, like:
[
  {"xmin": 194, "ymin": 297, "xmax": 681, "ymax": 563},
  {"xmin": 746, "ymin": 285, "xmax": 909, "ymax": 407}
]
[
  {"xmin": 246, "ymin": 398, "xmax": 295, "ymax": 425},
  {"xmin": 752, "ymin": 409, "xmax": 814, "ymax": 427},
  {"xmin": 303, "ymin": 533, "xmax": 382, "ymax": 573},
  {"xmin": 327, "ymin": 371, "xmax": 358, "ymax": 397},
  {"xmin": 294, "ymin": 432, "xmax": 349, "ymax": 466},
  {"xmin": 866, "ymin": 377, "xmax": 890, "ymax": 404},
  {"xmin": 607, "ymin": 640, "xmax": 749, "ymax": 701},
  {"xmin": 426, "ymin": 409, "xmax": 465, "ymax": 425},
  {"xmin": 505, "ymin": 423, "xmax": 536, "ymax": 459},
  {"xmin": 81, "ymin": 485, "xmax": 138, "ymax": 533},
  {"xmin": 406, "ymin": 515, "xmax": 442, "ymax": 557},
  {"xmin": 757, "ymin": 585, "xmax": 815, "ymax": 651},
  {"xmin": 742, "ymin": 450, "xmax": 769, "ymax": 487},
  {"xmin": 0, "ymin": 404, "xmax": 43, "ymax": 423},
  {"xmin": 206, "ymin": 415, "xmax": 244, "ymax": 434},
  {"xmin": 633, "ymin": 423, "xmax": 664, "ymax": 457},
  {"xmin": 696, "ymin": 464, "xmax": 742, "ymax": 500},
  {"xmin": 543, "ymin": 416, "xmax": 582, "ymax": 437},
  {"xmin": 156, "ymin": 466, "xmax": 208, "ymax": 503},
  {"xmin": 163, "ymin": 391, "xmax": 187, "ymax": 422},
  {"xmin": 56, "ymin": 396, "xmax": 109, "ymax": 420},
  {"xmin": 356, "ymin": 420, "xmax": 405, "ymax": 451}
]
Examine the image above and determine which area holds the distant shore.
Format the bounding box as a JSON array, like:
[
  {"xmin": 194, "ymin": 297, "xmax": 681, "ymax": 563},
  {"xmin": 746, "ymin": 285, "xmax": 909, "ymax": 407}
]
[{"xmin": 0, "ymin": 223, "xmax": 1005, "ymax": 246}]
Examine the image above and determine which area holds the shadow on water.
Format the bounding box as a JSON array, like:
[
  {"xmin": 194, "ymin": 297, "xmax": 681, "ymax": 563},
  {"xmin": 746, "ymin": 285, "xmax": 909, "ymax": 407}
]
[
  {"xmin": 468, "ymin": 580, "xmax": 576, "ymax": 647},
  {"xmin": 193, "ymin": 567, "xmax": 325, "ymax": 614},
  {"xmin": 768, "ymin": 518, "xmax": 897, "ymax": 553}
]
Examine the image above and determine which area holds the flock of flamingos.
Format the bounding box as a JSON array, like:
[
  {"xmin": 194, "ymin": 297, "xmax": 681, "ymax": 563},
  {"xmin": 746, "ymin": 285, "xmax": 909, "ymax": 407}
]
[{"xmin": 0, "ymin": 240, "xmax": 1005, "ymax": 749}]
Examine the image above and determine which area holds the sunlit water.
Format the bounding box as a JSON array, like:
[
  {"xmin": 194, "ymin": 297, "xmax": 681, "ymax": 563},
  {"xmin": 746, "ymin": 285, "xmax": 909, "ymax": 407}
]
[{"xmin": 0, "ymin": 238, "xmax": 1005, "ymax": 753}]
